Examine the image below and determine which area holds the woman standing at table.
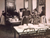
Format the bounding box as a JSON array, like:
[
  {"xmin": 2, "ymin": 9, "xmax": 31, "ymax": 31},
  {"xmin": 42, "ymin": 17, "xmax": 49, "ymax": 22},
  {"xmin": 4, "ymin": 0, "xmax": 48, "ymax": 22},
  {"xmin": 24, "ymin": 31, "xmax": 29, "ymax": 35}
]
[{"xmin": 22, "ymin": 8, "xmax": 30, "ymax": 25}]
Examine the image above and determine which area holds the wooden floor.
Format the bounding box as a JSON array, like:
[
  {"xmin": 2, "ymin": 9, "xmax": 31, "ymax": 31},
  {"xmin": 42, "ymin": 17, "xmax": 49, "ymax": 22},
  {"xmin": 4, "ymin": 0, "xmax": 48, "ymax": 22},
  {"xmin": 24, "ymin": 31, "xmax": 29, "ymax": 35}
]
[{"xmin": 0, "ymin": 25, "xmax": 18, "ymax": 38}]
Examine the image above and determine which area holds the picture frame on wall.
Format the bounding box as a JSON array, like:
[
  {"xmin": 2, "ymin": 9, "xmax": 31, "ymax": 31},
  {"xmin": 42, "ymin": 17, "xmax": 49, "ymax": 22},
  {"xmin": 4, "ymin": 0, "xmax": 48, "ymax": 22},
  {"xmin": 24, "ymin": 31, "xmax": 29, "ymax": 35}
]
[
  {"xmin": 6, "ymin": 0, "xmax": 16, "ymax": 12},
  {"xmin": 39, "ymin": 0, "xmax": 45, "ymax": 5}
]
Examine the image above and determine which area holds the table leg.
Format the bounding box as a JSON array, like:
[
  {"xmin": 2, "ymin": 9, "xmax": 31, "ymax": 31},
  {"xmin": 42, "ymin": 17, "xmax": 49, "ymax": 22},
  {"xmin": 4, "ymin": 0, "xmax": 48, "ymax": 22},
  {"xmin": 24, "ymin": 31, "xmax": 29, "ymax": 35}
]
[{"xmin": 14, "ymin": 29, "xmax": 16, "ymax": 38}]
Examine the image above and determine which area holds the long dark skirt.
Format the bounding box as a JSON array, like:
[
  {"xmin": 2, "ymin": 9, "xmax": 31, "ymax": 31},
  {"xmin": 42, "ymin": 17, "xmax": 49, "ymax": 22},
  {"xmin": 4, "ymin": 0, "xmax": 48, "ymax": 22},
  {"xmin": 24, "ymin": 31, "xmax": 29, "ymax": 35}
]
[{"xmin": 22, "ymin": 16, "xmax": 29, "ymax": 25}]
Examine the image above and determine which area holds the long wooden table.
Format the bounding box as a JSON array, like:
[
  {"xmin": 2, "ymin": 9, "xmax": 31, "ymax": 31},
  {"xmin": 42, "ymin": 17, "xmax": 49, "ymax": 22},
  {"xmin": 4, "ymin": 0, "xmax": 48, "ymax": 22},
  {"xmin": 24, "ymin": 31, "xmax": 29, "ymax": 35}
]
[{"xmin": 13, "ymin": 23, "xmax": 50, "ymax": 38}]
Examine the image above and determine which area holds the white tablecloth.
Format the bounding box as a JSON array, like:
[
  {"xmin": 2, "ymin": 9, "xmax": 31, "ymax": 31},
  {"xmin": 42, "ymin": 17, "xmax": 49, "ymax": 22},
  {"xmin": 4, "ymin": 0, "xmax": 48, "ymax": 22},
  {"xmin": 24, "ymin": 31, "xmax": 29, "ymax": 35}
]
[{"xmin": 14, "ymin": 23, "xmax": 49, "ymax": 33}]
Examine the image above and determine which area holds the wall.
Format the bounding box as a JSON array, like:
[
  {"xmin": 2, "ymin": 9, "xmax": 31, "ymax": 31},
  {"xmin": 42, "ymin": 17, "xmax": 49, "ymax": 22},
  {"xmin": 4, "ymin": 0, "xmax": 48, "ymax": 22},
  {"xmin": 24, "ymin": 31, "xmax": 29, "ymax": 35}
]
[
  {"xmin": 28, "ymin": 0, "xmax": 32, "ymax": 12},
  {"xmin": 32, "ymin": 0, "xmax": 37, "ymax": 10},
  {"xmin": 0, "ymin": 0, "xmax": 5, "ymax": 17},
  {"xmin": 16, "ymin": 0, "xmax": 24, "ymax": 12},
  {"xmin": 46, "ymin": 0, "xmax": 50, "ymax": 23}
]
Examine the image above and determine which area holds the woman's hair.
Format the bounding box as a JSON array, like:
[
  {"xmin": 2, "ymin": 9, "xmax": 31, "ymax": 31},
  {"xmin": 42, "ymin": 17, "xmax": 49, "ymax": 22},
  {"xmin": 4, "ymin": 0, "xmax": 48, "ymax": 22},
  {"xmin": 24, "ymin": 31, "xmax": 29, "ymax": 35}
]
[
  {"xmin": 34, "ymin": 9, "xmax": 37, "ymax": 11},
  {"xmin": 2, "ymin": 11, "xmax": 6, "ymax": 16},
  {"xmin": 42, "ymin": 7, "xmax": 45, "ymax": 10}
]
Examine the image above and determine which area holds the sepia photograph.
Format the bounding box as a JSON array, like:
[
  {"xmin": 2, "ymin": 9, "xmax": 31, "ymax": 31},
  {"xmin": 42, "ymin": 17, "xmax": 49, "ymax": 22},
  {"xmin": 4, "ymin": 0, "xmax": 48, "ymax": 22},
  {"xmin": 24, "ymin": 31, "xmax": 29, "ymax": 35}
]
[{"xmin": 0, "ymin": 0, "xmax": 50, "ymax": 38}]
